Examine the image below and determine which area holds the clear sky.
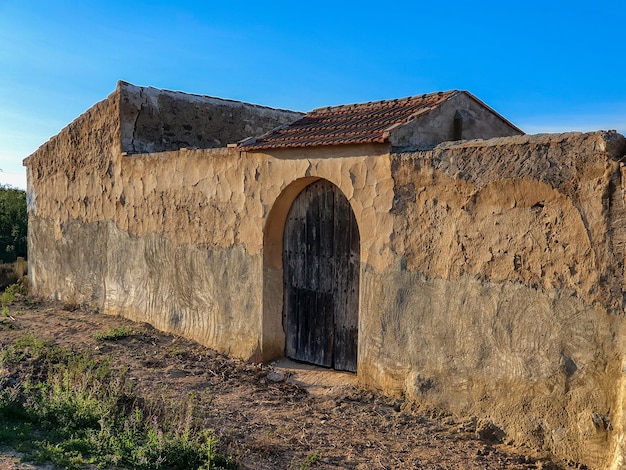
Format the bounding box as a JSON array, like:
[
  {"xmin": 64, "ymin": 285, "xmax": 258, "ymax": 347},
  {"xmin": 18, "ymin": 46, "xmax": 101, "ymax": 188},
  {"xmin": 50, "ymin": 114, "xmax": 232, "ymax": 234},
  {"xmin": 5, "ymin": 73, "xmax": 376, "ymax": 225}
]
[{"xmin": 1, "ymin": 0, "xmax": 625, "ymax": 189}]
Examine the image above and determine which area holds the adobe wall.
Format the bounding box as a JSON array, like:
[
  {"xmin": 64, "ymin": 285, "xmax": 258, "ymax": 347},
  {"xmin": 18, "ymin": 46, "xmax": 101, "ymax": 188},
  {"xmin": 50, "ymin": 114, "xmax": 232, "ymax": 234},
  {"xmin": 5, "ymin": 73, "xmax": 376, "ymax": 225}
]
[
  {"xmin": 362, "ymin": 131, "xmax": 626, "ymax": 468},
  {"xmin": 24, "ymin": 86, "xmax": 122, "ymax": 303},
  {"xmin": 25, "ymin": 115, "xmax": 626, "ymax": 467},
  {"xmin": 25, "ymin": 118, "xmax": 395, "ymax": 359}
]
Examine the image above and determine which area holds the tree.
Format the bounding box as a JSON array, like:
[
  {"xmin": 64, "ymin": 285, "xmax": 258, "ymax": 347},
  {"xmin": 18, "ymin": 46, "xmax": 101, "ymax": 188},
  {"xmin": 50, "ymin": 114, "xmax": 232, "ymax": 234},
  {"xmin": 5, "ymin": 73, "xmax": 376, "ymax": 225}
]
[{"xmin": 0, "ymin": 185, "xmax": 27, "ymax": 263}]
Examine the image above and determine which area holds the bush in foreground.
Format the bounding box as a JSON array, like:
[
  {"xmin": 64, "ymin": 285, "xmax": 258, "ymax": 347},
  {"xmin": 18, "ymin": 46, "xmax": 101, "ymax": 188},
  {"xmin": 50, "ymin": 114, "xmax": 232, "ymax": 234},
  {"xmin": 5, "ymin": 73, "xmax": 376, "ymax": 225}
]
[{"xmin": 0, "ymin": 334, "xmax": 235, "ymax": 469}]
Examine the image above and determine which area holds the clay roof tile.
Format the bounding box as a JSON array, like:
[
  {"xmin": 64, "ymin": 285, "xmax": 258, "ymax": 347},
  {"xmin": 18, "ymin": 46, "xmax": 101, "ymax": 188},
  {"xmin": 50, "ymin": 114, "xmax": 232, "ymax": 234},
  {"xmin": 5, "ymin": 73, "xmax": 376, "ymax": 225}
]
[{"xmin": 239, "ymin": 90, "xmax": 459, "ymax": 150}]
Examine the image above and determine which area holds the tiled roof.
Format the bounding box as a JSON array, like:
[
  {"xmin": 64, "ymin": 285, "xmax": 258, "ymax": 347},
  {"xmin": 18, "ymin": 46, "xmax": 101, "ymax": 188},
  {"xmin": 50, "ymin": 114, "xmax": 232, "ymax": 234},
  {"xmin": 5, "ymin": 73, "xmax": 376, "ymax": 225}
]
[{"xmin": 239, "ymin": 90, "xmax": 459, "ymax": 150}]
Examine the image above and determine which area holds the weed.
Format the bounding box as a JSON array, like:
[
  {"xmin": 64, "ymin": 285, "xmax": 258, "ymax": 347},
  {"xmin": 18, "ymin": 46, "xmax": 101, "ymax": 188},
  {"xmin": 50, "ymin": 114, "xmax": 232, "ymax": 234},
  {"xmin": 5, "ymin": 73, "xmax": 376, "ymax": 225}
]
[
  {"xmin": 264, "ymin": 425, "xmax": 286, "ymax": 438},
  {"xmin": 290, "ymin": 451, "xmax": 321, "ymax": 470},
  {"xmin": 165, "ymin": 344, "xmax": 191, "ymax": 359},
  {"xmin": 94, "ymin": 325, "xmax": 135, "ymax": 341},
  {"xmin": 0, "ymin": 334, "xmax": 236, "ymax": 469},
  {"xmin": 0, "ymin": 280, "xmax": 27, "ymax": 307},
  {"xmin": 299, "ymin": 451, "xmax": 320, "ymax": 470}
]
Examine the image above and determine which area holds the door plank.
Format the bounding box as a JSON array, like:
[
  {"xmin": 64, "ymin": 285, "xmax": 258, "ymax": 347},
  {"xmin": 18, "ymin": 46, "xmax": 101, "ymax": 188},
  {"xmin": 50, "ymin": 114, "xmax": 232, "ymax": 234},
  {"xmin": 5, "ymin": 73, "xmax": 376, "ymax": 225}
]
[{"xmin": 283, "ymin": 180, "xmax": 359, "ymax": 372}]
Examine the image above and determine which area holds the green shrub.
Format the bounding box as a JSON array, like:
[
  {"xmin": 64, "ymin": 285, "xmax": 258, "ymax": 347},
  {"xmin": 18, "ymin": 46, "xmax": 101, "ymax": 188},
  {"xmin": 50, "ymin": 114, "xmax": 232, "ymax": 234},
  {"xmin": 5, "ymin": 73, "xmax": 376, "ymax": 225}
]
[
  {"xmin": 0, "ymin": 186, "xmax": 27, "ymax": 264},
  {"xmin": 295, "ymin": 451, "xmax": 320, "ymax": 470},
  {"xmin": 0, "ymin": 335, "xmax": 236, "ymax": 470},
  {"xmin": 1, "ymin": 280, "xmax": 28, "ymax": 307}
]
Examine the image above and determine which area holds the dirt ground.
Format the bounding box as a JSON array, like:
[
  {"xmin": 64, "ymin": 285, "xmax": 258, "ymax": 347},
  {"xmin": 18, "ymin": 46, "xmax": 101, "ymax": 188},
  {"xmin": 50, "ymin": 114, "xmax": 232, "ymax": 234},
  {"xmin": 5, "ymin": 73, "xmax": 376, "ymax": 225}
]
[{"xmin": 0, "ymin": 299, "xmax": 577, "ymax": 469}]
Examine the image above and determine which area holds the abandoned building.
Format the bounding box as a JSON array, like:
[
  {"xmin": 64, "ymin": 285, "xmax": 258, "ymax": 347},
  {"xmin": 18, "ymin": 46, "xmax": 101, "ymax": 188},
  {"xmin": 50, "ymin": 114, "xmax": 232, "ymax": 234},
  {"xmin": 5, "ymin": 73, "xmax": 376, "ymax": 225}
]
[{"xmin": 23, "ymin": 81, "xmax": 626, "ymax": 468}]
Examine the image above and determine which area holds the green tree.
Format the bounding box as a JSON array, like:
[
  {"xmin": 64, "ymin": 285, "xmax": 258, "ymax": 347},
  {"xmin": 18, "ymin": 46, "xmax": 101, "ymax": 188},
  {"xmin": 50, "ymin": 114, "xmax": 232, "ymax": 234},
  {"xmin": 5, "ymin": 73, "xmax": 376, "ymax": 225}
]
[{"xmin": 0, "ymin": 185, "xmax": 27, "ymax": 262}]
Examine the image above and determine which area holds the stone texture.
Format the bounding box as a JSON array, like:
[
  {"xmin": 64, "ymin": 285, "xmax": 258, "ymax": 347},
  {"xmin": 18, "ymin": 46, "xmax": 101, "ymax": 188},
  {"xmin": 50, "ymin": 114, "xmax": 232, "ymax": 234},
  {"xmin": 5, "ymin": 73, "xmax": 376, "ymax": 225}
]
[
  {"xmin": 359, "ymin": 270, "xmax": 623, "ymax": 467},
  {"xmin": 391, "ymin": 132, "xmax": 626, "ymax": 311},
  {"xmin": 119, "ymin": 81, "xmax": 303, "ymax": 153}
]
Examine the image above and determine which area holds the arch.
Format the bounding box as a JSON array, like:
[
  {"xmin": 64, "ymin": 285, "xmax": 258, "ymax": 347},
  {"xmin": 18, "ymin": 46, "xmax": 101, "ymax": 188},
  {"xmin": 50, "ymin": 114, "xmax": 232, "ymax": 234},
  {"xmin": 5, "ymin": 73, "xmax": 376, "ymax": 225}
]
[{"xmin": 262, "ymin": 177, "xmax": 360, "ymax": 373}]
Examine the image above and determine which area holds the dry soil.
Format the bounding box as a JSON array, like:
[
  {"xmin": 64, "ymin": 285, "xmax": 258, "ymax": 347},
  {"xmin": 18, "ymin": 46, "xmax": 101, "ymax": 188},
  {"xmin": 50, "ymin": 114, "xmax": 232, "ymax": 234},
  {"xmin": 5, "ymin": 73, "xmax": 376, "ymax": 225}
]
[{"xmin": 0, "ymin": 298, "xmax": 578, "ymax": 469}]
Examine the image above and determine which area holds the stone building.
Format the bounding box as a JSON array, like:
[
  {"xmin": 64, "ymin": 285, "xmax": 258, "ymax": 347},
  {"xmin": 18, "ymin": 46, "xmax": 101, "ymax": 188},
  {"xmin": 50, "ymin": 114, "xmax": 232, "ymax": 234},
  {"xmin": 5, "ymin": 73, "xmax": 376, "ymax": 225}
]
[{"xmin": 24, "ymin": 81, "xmax": 626, "ymax": 468}]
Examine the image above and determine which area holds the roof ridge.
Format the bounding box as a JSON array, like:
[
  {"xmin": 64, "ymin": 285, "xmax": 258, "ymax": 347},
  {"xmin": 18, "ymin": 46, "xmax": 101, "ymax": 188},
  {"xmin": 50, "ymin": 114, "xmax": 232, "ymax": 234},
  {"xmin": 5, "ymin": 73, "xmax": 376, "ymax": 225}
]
[
  {"xmin": 237, "ymin": 89, "xmax": 522, "ymax": 151},
  {"xmin": 311, "ymin": 90, "xmax": 459, "ymax": 113}
]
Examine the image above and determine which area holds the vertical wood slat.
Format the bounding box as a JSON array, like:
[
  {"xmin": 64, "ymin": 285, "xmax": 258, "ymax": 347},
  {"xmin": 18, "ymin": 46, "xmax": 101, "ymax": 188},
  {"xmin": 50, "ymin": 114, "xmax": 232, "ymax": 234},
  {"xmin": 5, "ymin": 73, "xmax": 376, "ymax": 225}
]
[
  {"xmin": 283, "ymin": 180, "xmax": 359, "ymax": 372},
  {"xmin": 333, "ymin": 186, "xmax": 359, "ymax": 372}
]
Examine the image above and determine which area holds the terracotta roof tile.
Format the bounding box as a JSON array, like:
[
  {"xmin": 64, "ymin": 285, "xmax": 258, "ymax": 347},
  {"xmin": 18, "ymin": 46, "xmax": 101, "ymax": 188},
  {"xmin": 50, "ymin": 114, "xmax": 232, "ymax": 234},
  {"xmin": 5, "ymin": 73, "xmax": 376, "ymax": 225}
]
[{"xmin": 239, "ymin": 90, "xmax": 459, "ymax": 150}]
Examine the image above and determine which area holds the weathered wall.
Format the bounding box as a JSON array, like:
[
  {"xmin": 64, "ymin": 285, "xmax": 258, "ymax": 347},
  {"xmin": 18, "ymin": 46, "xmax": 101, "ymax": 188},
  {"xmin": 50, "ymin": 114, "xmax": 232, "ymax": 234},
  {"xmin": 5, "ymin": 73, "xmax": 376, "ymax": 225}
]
[
  {"xmin": 24, "ymin": 83, "xmax": 305, "ymax": 358},
  {"xmin": 119, "ymin": 82, "xmax": 303, "ymax": 153},
  {"xmin": 392, "ymin": 132, "xmax": 626, "ymax": 310},
  {"xmin": 24, "ymin": 86, "xmax": 121, "ymax": 300},
  {"xmin": 25, "ymin": 128, "xmax": 395, "ymax": 359},
  {"xmin": 360, "ymin": 131, "xmax": 626, "ymax": 468},
  {"xmin": 24, "ymin": 87, "xmax": 626, "ymax": 469}
]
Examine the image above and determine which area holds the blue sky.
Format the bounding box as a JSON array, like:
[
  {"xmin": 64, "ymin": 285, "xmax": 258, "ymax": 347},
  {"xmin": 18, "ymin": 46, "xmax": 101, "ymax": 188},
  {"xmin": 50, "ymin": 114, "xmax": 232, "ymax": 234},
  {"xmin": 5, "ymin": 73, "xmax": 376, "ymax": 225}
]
[{"xmin": 1, "ymin": 0, "xmax": 625, "ymax": 189}]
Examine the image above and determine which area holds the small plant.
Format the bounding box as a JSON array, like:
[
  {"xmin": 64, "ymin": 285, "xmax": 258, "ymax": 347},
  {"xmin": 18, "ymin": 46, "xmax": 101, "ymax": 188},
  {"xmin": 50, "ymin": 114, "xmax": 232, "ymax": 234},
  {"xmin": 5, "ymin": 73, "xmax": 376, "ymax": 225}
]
[
  {"xmin": 94, "ymin": 325, "xmax": 135, "ymax": 341},
  {"xmin": 292, "ymin": 451, "xmax": 320, "ymax": 470},
  {"xmin": 264, "ymin": 425, "xmax": 286, "ymax": 438},
  {"xmin": 301, "ymin": 451, "xmax": 321, "ymax": 469},
  {"xmin": 0, "ymin": 280, "xmax": 27, "ymax": 307},
  {"xmin": 0, "ymin": 334, "xmax": 236, "ymax": 469}
]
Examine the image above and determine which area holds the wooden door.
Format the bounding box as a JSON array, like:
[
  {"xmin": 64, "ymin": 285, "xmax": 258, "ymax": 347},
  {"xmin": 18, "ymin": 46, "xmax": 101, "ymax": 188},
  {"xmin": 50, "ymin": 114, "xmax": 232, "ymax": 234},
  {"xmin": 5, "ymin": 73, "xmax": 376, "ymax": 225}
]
[{"xmin": 283, "ymin": 180, "xmax": 359, "ymax": 372}]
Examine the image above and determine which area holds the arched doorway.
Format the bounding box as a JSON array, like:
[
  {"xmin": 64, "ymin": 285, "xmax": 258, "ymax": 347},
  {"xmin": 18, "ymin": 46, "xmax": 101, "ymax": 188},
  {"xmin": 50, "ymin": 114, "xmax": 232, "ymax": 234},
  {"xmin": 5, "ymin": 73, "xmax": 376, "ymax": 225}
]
[{"xmin": 282, "ymin": 179, "xmax": 360, "ymax": 372}]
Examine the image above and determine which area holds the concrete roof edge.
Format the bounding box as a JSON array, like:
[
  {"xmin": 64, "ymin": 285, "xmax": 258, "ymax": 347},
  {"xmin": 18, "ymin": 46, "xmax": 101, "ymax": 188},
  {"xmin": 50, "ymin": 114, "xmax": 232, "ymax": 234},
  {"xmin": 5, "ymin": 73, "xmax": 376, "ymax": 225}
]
[
  {"xmin": 425, "ymin": 130, "xmax": 623, "ymax": 152},
  {"xmin": 460, "ymin": 91, "xmax": 525, "ymax": 135},
  {"xmin": 117, "ymin": 81, "xmax": 303, "ymax": 115}
]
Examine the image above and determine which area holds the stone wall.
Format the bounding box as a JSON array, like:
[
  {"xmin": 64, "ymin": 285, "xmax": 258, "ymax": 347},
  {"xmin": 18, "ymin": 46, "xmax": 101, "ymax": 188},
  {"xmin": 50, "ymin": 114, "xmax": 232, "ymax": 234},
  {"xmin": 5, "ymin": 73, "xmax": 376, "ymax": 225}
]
[
  {"xmin": 119, "ymin": 82, "xmax": 303, "ymax": 153},
  {"xmin": 24, "ymin": 83, "xmax": 303, "ymax": 356},
  {"xmin": 24, "ymin": 91, "xmax": 626, "ymax": 468}
]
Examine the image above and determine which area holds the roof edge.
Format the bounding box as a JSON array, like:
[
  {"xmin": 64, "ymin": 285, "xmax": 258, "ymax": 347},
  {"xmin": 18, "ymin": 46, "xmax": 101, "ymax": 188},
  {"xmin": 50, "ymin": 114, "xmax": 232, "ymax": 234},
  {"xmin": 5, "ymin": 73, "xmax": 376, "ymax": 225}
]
[
  {"xmin": 310, "ymin": 90, "xmax": 460, "ymax": 113},
  {"xmin": 460, "ymin": 91, "xmax": 525, "ymax": 135},
  {"xmin": 239, "ymin": 90, "xmax": 462, "ymax": 151},
  {"xmin": 117, "ymin": 80, "xmax": 303, "ymax": 115}
]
